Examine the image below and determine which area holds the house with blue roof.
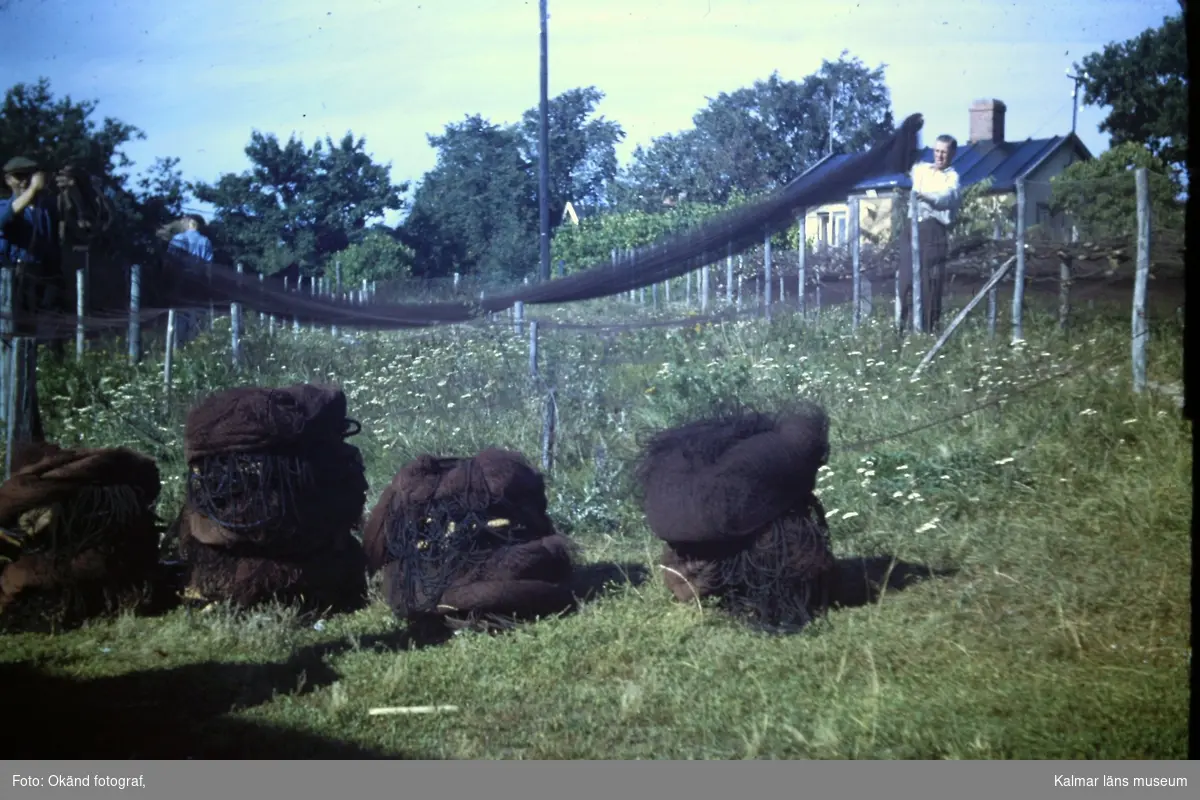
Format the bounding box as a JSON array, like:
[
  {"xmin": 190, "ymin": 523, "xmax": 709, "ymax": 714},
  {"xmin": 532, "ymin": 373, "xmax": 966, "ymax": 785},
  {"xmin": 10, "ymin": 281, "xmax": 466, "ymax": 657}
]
[{"xmin": 799, "ymin": 99, "xmax": 1094, "ymax": 250}]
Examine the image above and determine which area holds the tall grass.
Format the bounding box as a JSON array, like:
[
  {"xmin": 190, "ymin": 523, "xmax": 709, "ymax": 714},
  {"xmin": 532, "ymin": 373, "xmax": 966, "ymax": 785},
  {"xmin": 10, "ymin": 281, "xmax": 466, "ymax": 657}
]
[{"xmin": 2, "ymin": 294, "xmax": 1189, "ymax": 759}]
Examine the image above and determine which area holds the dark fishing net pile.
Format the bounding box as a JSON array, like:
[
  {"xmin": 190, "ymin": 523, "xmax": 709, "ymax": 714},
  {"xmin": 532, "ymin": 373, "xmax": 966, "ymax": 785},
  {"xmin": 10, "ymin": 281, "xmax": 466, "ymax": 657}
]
[
  {"xmin": 635, "ymin": 405, "xmax": 838, "ymax": 634},
  {"xmin": 0, "ymin": 441, "xmax": 165, "ymax": 632},
  {"xmin": 362, "ymin": 448, "xmax": 575, "ymax": 638},
  {"xmin": 176, "ymin": 383, "xmax": 370, "ymax": 613}
]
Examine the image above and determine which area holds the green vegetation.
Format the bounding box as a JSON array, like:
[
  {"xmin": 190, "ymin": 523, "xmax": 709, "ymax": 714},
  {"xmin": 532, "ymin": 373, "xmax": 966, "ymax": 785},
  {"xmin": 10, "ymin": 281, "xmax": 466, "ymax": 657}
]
[{"xmin": 4, "ymin": 292, "xmax": 1189, "ymax": 759}]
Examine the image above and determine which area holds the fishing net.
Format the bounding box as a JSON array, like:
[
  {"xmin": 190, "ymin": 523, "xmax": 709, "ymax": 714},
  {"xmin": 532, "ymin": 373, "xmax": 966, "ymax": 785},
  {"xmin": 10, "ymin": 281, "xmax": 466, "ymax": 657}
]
[
  {"xmin": 635, "ymin": 405, "xmax": 837, "ymax": 632},
  {"xmin": 178, "ymin": 383, "xmax": 371, "ymax": 611},
  {"xmin": 0, "ymin": 441, "xmax": 165, "ymax": 632},
  {"xmin": 364, "ymin": 449, "xmax": 575, "ymax": 635},
  {"xmin": 175, "ymin": 507, "xmax": 368, "ymax": 613}
]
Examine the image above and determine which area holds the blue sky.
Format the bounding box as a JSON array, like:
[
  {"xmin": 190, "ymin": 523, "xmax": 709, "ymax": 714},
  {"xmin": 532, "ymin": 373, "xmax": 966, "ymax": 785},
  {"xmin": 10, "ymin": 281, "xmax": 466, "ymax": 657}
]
[{"xmin": 0, "ymin": 0, "xmax": 1180, "ymax": 226}]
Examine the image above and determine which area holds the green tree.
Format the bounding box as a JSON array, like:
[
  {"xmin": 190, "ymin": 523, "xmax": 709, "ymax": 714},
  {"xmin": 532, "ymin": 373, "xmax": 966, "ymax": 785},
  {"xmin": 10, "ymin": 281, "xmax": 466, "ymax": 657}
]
[
  {"xmin": 0, "ymin": 78, "xmax": 191, "ymax": 264},
  {"xmin": 326, "ymin": 228, "xmax": 413, "ymax": 286},
  {"xmin": 191, "ymin": 131, "xmax": 406, "ymax": 274},
  {"xmin": 1049, "ymin": 142, "xmax": 1184, "ymax": 239},
  {"xmin": 1074, "ymin": 13, "xmax": 1187, "ymax": 175},
  {"xmin": 517, "ymin": 86, "xmax": 625, "ymax": 221},
  {"xmin": 400, "ymin": 115, "xmax": 539, "ymax": 281},
  {"xmin": 614, "ymin": 52, "xmax": 894, "ymax": 209}
]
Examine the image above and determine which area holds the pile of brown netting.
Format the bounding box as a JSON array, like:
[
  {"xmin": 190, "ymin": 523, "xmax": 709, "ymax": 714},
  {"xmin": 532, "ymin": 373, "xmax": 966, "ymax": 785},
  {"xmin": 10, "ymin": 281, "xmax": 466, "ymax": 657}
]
[
  {"xmin": 0, "ymin": 441, "xmax": 166, "ymax": 632},
  {"xmin": 635, "ymin": 404, "xmax": 838, "ymax": 634},
  {"xmin": 363, "ymin": 448, "xmax": 576, "ymax": 640},
  {"xmin": 174, "ymin": 384, "xmax": 370, "ymax": 613}
]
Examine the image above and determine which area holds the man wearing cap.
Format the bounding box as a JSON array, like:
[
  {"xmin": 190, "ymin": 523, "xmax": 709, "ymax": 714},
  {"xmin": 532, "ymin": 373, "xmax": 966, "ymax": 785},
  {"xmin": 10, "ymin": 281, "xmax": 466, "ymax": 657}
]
[{"xmin": 2, "ymin": 156, "xmax": 63, "ymax": 335}]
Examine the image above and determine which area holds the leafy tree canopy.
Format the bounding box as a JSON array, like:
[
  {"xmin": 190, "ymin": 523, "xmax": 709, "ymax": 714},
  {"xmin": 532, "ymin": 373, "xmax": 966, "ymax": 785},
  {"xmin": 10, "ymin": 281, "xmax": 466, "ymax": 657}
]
[
  {"xmin": 1050, "ymin": 141, "xmax": 1185, "ymax": 239},
  {"xmin": 1075, "ymin": 13, "xmax": 1188, "ymax": 176},
  {"xmin": 192, "ymin": 131, "xmax": 406, "ymax": 275}
]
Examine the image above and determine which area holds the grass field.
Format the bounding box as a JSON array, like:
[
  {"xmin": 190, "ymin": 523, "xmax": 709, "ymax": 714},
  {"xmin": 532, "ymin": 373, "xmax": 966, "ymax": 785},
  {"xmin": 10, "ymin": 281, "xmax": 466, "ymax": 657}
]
[{"xmin": 0, "ymin": 292, "xmax": 1190, "ymax": 760}]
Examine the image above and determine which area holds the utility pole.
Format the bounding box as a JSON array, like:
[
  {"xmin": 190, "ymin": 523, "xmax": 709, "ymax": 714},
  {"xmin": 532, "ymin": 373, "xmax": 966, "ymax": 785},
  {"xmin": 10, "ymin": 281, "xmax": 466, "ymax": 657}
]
[
  {"xmin": 537, "ymin": 0, "xmax": 551, "ymax": 282},
  {"xmin": 827, "ymin": 93, "xmax": 836, "ymax": 156},
  {"xmin": 1066, "ymin": 67, "xmax": 1089, "ymax": 136}
]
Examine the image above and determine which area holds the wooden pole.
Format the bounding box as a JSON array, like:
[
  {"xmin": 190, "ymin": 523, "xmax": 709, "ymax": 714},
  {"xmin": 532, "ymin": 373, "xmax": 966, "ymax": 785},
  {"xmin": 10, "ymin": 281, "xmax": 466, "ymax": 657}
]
[
  {"xmin": 1132, "ymin": 167, "xmax": 1150, "ymax": 393},
  {"xmin": 726, "ymin": 244, "xmax": 734, "ymax": 306},
  {"xmin": 231, "ymin": 262, "xmax": 243, "ymax": 367},
  {"xmin": 798, "ymin": 212, "xmax": 807, "ymax": 316},
  {"xmin": 1058, "ymin": 257, "xmax": 1072, "ymax": 332},
  {"xmin": 128, "ymin": 263, "xmax": 142, "ymax": 364},
  {"xmin": 1011, "ymin": 178, "xmax": 1028, "ymax": 343},
  {"xmin": 529, "ymin": 319, "xmax": 539, "ymax": 378},
  {"xmin": 76, "ymin": 265, "xmax": 86, "ymax": 360},
  {"xmin": 164, "ymin": 307, "xmax": 175, "ymax": 398},
  {"xmin": 0, "ymin": 267, "xmax": 11, "ymax": 426},
  {"xmin": 911, "ymin": 256, "xmax": 1017, "ymax": 379},
  {"xmin": 910, "ymin": 190, "xmax": 923, "ymax": 333},
  {"xmin": 541, "ymin": 387, "xmax": 556, "ymax": 474},
  {"xmin": 4, "ymin": 337, "xmax": 36, "ymax": 481},
  {"xmin": 763, "ymin": 232, "xmax": 773, "ymax": 321},
  {"xmin": 850, "ymin": 195, "xmax": 861, "ymax": 331}
]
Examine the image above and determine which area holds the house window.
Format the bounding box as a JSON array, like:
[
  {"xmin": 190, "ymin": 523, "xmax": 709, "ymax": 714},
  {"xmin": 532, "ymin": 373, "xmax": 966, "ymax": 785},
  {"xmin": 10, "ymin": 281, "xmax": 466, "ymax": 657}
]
[
  {"xmin": 1036, "ymin": 203, "xmax": 1050, "ymax": 226},
  {"xmin": 833, "ymin": 212, "xmax": 847, "ymax": 246}
]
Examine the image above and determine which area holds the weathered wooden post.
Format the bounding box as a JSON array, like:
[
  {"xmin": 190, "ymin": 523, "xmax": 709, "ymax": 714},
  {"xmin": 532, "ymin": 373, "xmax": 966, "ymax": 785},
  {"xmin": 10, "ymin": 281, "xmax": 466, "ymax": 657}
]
[
  {"xmin": 529, "ymin": 319, "xmax": 539, "ymax": 378},
  {"xmin": 76, "ymin": 266, "xmax": 86, "ymax": 360},
  {"xmin": 4, "ymin": 337, "xmax": 36, "ymax": 481},
  {"xmin": 988, "ymin": 220, "xmax": 1001, "ymax": 337},
  {"xmin": 1011, "ymin": 178, "xmax": 1028, "ymax": 343},
  {"xmin": 163, "ymin": 308, "xmax": 176, "ymax": 411},
  {"xmin": 910, "ymin": 189, "xmax": 923, "ymax": 333},
  {"xmin": 128, "ymin": 263, "xmax": 142, "ymax": 364},
  {"xmin": 763, "ymin": 231, "xmax": 773, "ymax": 321},
  {"xmin": 541, "ymin": 387, "xmax": 556, "ymax": 474},
  {"xmin": 726, "ymin": 244, "xmax": 734, "ymax": 306},
  {"xmin": 332, "ymin": 259, "xmax": 341, "ymax": 338},
  {"xmin": 851, "ymin": 196, "xmax": 861, "ymax": 332},
  {"xmin": 797, "ymin": 211, "xmax": 807, "ymax": 316},
  {"xmin": 0, "ymin": 267, "xmax": 11, "ymax": 425},
  {"xmin": 231, "ymin": 262, "xmax": 243, "ymax": 368},
  {"xmin": 1132, "ymin": 167, "xmax": 1150, "ymax": 393},
  {"xmin": 701, "ymin": 262, "xmax": 711, "ymax": 312}
]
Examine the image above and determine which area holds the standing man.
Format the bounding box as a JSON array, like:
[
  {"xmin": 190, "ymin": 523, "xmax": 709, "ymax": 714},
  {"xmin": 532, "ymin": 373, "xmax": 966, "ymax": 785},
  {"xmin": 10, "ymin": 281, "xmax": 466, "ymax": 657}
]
[
  {"xmin": 900, "ymin": 134, "xmax": 962, "ymax": 333},
  {"xmin": 165, "ymin": 213, "xmax": 214, "ymax": 347},
  {"xmin": 1, "ymin": 157, "xmax": 61, "ymax": 329},
  {"xmin": 1, "ymin": 156, "xmax": 63, "ymax": 445}
]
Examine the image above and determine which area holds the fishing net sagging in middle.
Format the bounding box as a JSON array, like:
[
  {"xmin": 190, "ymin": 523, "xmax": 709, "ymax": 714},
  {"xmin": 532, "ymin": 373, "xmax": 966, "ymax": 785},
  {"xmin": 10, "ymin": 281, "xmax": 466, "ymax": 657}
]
[
  {"xmin": 362, "ymin": 448, "xmax": 576, "ymax": 634},
  {"xmin": 635, "ymin": 405, "xmax": 838, "ymax": 633},
  {"xmin": 176, "ymin": 383, "xmax": 370, "ymax": 613},
  {"xmin": 0, "ymin": 441, "xmax": 165, "ymax": 632}
]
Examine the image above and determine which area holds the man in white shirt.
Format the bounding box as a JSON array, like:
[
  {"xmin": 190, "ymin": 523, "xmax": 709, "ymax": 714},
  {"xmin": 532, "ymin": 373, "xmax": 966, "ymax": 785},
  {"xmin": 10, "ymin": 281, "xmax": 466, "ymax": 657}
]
[{"xmin": 900, "ymin": 134, "xmax": 961, "ymax": 332}]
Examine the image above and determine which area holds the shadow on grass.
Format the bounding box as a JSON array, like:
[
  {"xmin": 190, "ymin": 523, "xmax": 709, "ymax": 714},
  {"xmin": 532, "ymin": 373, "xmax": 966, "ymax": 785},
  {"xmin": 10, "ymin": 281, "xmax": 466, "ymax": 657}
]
[
  {"xmin": 570, "ymin": 560, "xmax": 652, "ymax": 602},
  {"xmin": 829, "ymin": 555, "xmax": 957, "ymax": 609},
  {"xmin": 402, "ymin": 560, "xmax": 654, "ymax": 649},
  {"xmin": 0, "ymin": 629, "xmax": 420, "ymax": 759}
]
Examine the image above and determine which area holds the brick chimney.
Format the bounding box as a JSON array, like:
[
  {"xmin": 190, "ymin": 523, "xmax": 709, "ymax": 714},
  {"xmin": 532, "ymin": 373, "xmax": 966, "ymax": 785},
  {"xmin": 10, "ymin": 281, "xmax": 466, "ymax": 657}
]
[{"xmin": 968, "ymin": 99, "xmax": 1007, "ymax": 144}]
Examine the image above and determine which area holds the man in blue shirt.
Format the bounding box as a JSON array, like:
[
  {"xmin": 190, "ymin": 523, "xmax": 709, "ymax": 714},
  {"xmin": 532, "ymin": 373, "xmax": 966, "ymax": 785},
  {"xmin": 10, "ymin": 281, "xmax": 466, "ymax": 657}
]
[
  {"xmin": 2, "ymin": 157, "xmax": 62, "ymax": 336},
  {"xmin": 2, "ymin": 155, "xmax": 63, "ymax": 444},
  {"xmin": 165, "ymin": 213, "xmax": 214, "ymax": 347},
  {"xmin": 168, "ymin": 214, "xmax": 214, "ymax": 262}
]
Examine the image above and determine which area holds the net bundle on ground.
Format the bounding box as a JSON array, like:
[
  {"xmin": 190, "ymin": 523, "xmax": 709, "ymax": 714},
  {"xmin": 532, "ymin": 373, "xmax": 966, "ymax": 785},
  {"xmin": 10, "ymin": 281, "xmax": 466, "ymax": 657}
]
[
  {"xmin": 174, "ymin": 383, "xmax": 370, "ymax": 613},
  {"xmin": 0, "ymin": 441, "xmax": 166, "ymax": 632},
  {"xmin": 362, "ymin": 448, "xmax": 576, "ymax": 638},
  {"xmin": 635, "ymin": 404, "xmax": 838, "ymax": 633}
]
